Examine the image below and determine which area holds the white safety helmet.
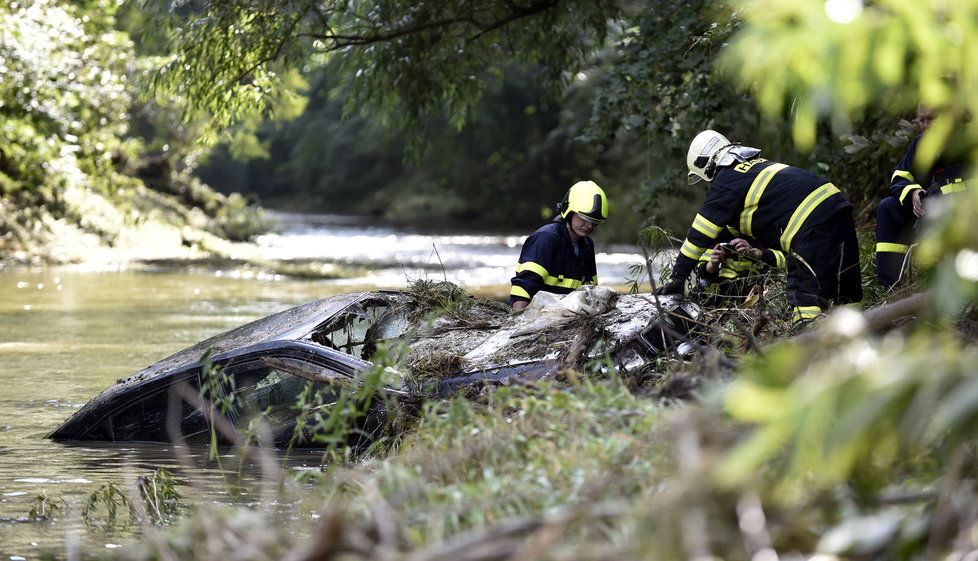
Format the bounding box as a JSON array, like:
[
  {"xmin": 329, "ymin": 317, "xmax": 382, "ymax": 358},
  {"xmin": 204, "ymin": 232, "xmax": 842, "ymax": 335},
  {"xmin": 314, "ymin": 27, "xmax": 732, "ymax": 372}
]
[{"xmin": 686, "ymin": 129, "xmax": 731, "ymax": 185}]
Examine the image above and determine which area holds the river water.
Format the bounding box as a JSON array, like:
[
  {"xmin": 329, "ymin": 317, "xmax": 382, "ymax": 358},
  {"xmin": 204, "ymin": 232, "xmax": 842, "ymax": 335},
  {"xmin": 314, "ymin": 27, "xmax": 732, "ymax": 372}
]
[{"xmin": 0, "ymin": 214, "xmax": 646, "ymax": 558}]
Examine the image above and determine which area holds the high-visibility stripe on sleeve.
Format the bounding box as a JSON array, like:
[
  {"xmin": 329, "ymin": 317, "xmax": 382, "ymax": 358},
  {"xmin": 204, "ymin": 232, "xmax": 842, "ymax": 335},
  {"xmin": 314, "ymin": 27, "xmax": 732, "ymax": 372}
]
[
  {"xmin": 692, "ymin": 214, "xmax": 722, "ymax": 239},
  {"xmin": 771, "ymin": 250, "xmax": 786, "ymax": 270},
  {"xmin": 780, "ymin": 183, "xmax": 841, "ymax": 252},
  {"xmin": 726, "ymin": 226, "xmax": 741, "ymax": 237},
  {"xmin": 941, "ymin": 180, "xmax": 967, "ymax": 194},
  {"xmin": 516, "ymin": 261, "xmax": 549, "ymax": 279},
  {"xmin": 891, "ymin": 170, "xmax": 915, "ymax": 183},
  {"xmin": 876, "ymin": 242, "xmax": 910, "ymax": 254},
  {"xmin": 510, "ymin": 285, "xmax": 531, "ymax": 299},
  {"xmin": 791, "ymin": 306, "xmax": 822, "ymax": 324},
  {"xmin": 680, "ymin": 239, "xmax": 709, "ymax": 260},
  {"xmin": 739, "ymin": 163, "xmax": 788, "ymax": 236},
  {"xmin": 899, "ymin": 184, "xmax": 923, "ymax": 204}
]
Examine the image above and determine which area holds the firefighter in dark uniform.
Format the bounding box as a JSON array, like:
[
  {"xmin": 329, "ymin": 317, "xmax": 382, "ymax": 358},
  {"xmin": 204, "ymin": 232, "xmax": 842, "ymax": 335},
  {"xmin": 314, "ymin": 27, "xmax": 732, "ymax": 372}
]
[
  {"xmin": 509, "ymin": 180, "xmax": 608, "ymax": 311},
  {"xmin": 875, "ymin": 106, "xmax": 969, "ymax": 287},
  {"xmin": 656, "ymin": 130, "xmax": 862, "ymax": 325}
]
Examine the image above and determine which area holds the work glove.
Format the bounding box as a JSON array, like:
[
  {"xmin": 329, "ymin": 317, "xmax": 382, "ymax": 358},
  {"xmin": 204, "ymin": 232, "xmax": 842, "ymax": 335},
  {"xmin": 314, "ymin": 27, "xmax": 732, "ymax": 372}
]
[{"xmin": 654, "ymin": 279, "xmax": 685, "ymax": 296}]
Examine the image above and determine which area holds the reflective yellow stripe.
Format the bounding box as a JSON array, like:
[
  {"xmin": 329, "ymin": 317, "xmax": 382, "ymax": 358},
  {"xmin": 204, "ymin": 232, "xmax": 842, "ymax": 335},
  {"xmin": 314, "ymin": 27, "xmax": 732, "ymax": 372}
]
[
  {"xmin": 876, "ymin": 242, "xmax": 910, "ymax": 254},
  {"xmin": 941, "ymin": 179, "xmax": 967, "ymax": 194},
  {"xmin": 891, "ymin": 169, "xmax": 914, "ymax": 183},
  {"xmin": 590, "ymin": 275, "xmax": 598, "ymax": 285},
  {"xmin": 740, "ymin": 163, "xmax": 788, "ymax": 236},
  {"xmin": 543, "ymin": 276, "xmax": 583, "ymax": 290},
  {"xmin": 698, "ymin": 252, "xmax": 713, "ymax": 263},
  {"xmin": 692, "ymin": 213, "xmax": 722, "ymax": 239},
  {"xmin": 725, "ymin": 258, "xmax": 755, "ymax": 272},
  {"xmin": 899, "ymin": 184, "xmax": 922, "ymax": 204},
  {"xmin": 771, "ymin": 250, "xmax": 786, "ymax": 270},
  {"xmin": 516, "ymin": 261, "xmax": 549, "ymax": 279},
  {"xmin": 780, "ymin": 183, "xmax": 841, "ymax": 252},
  {"xmin": 791, "ymin": 306, "xmax": 822, "ymax": 323},
  {"xmin": 510, "ymin": 285, "xmax": 531, "ymax": 299},
  {"xmin": 727, "ymin": 226, "xmax": 741, "ymax": 237},
  {"xmin": 516, "ymin": 261, "xmax": 587, "ymax": 291},
  {"xmin": 680, "ymin": 239, "xmax": 709, "ymax": 260}
]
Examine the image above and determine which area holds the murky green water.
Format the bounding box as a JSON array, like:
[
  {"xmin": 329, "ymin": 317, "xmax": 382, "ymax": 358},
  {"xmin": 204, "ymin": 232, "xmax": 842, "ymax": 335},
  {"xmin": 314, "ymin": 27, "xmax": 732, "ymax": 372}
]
[
  {"xmin": 0, "ymin": 269, "xmax": 385, "ymax": 558},
  {"xmin": 0, "ymin": 215, "xmax": 646, "ymax": 558}
]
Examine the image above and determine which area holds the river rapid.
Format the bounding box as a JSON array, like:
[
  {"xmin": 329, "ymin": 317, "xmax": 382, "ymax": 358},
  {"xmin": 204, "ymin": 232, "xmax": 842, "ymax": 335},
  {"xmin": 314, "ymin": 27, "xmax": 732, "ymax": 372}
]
[{"xmin": 0, "ymin": 214, "xmax": 646, "ymax": 558}]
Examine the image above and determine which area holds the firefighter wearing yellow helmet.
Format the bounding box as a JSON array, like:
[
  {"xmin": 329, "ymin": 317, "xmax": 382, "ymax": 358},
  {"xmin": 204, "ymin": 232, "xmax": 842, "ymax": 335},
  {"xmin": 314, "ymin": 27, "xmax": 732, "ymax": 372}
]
[{"xmin": 509, "ymin": 180, "xmax": 608, "ymax": 311}]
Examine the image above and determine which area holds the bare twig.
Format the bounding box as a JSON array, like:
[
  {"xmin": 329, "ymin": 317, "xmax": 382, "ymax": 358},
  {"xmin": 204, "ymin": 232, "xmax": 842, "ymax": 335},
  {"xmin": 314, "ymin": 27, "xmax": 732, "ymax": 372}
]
[
  {"xmin": 432, "ymin": 242, "xmax": 448, "ymax": 282},
  {"xmin": 733, "ymin": 318, "xmax": 764, "ymax": 356},
  {"xmin": 406, "ymin": 501, "xmax": 629, "ymax": 561}
]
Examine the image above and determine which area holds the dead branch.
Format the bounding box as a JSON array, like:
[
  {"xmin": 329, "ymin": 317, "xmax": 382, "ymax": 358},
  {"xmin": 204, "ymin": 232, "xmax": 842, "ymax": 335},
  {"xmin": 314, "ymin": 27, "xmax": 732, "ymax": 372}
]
[
  {"xmin": 862, "ymin": 292, "xmax": 927, "ymax": 332},
  {"xmin": 406, "ymin": 501, "xmax": 629, "ymax": 561}
]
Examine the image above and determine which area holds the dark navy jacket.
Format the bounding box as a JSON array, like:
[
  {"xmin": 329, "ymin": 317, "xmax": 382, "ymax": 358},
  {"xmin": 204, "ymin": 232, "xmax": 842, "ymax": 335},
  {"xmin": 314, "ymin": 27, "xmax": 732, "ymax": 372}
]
[
  {"xmin": 889, "ymin": 134, "xmax": 969, "ymax": 206},
  {"xmin": 509, "ymin": 221, "xmax": 597, "ymax": 305},
  {"xmin": 671, "ymin": 158, "xmax": 850, "ymax": 282}
]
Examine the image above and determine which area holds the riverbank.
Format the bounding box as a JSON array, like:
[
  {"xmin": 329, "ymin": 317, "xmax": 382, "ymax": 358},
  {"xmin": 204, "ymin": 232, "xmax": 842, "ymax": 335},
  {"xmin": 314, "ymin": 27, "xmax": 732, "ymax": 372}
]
[{"xmin": 0, "ymin": 180, "xmax": 264, "ymax": 269}]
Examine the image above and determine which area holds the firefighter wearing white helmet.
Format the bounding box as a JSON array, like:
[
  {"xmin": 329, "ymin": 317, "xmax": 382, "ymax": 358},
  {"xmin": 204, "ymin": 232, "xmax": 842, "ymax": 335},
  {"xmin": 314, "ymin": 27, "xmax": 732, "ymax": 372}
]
[
  {"xmin": 657, "ymin": 129, "xmax": 863, "ymax": 326},
  {"xmin": 510, "ymin": 180, "xmax": 608, "ymax": 311}
]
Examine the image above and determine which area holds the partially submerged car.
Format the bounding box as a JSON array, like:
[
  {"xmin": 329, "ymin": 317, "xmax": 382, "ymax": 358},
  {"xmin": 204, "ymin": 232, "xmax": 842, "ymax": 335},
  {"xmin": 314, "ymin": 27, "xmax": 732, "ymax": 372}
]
[{"xmin": 48, "ymin": 284, "xmax": 700, "ymax": 447}]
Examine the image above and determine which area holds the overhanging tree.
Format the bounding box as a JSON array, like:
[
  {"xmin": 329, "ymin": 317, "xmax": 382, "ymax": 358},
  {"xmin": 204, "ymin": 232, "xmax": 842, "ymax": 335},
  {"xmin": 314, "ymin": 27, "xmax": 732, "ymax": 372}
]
[{"xmin": 148, "ymin": 0, "xmax": 620, "ymax": 138}]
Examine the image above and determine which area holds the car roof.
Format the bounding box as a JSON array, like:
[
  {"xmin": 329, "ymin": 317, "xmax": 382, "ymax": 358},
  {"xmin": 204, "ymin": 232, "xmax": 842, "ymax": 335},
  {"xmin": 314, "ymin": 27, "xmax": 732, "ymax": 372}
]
[{"xmin": 115, "ymin": 291, "xmax": 380, "ymax": 389}]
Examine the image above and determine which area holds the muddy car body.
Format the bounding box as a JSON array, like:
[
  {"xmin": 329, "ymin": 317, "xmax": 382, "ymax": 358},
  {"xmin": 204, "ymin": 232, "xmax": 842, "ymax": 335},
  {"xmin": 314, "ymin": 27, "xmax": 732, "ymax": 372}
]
[{"xmin": 48, "ymin": 287, "xmax": 699, "ymax": 447}]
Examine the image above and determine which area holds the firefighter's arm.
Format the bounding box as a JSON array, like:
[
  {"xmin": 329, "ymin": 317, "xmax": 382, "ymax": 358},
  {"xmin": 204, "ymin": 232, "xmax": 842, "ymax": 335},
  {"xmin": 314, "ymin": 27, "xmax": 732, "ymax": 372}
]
[
  {"xmin": 672, "ymin": 189, "xmax": 741, "ymax": 281},
  {"xmin": 509, "ymin": 232, "xmax": 555, "ymax": 308},
  {"xmin": 760, "ymin": 248, "xmax": 787, "ymax": 270},
  {"xmin": 890, "ymin": 137, "xmax": 924, "ymax": 208}
]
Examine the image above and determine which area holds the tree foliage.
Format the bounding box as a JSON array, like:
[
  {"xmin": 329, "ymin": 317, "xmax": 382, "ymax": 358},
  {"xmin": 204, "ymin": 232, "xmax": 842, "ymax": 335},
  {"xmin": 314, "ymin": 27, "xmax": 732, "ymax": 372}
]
[
  {"xmin": 147, "ymin": 0, "xmax": 620, "ymax": 137},
  {"xmin": 724, "ymin": 0, "xmax": 978, "ymax": 165},
  {"xmin": 0, "ymin": 0, "xmax": 268, "ymax": 256},
  {"xmin": 0, "ymin": 0, "xmax": 134, "ymax": 203},
  {"xmin": 722, "ymin": 0, "xmax": 978, "ymax": 298},
  {"xmin": 196, "ymin": 63, "xmax": 617, "ymax": 230}
]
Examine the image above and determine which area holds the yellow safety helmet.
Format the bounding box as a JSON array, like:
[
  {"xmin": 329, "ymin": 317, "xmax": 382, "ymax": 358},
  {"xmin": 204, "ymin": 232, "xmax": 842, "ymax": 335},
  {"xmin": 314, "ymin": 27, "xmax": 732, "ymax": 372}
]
[{"xmin": 558, "ymin": 180, "xmax": 609, "ymax": 223}]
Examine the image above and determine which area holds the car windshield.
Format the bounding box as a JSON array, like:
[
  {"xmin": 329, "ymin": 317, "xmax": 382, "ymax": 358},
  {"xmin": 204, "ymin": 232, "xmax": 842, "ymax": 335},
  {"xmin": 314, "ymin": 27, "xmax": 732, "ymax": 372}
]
[{"xmin": 306, "ymin": 296, "xmax": 409, "ymax": 359}]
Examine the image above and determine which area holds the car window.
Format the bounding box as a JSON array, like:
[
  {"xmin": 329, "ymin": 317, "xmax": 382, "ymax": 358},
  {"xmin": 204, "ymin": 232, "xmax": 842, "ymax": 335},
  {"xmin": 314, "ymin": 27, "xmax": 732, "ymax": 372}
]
[
  {"xmin": 229, "ymin": 365, "xmax": 324, "ymax": 431},
  {"xmin": 102, "ymin": 358, "xmax": 344, "ymax": 445},
  {"xmin": 105, "ymin": 375, "xmax": 209, "ymax": 443},
  {"xmin": 308, "ymin": 298, "xmax": 409, "ymax": 358}
]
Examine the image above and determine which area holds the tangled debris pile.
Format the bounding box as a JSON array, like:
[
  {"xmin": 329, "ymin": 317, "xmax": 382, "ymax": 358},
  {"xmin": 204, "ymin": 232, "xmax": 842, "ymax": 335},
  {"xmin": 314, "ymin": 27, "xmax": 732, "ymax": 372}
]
[{"xmin": 384, "ymin": 282, "xmax": 705, "ymax": 391}]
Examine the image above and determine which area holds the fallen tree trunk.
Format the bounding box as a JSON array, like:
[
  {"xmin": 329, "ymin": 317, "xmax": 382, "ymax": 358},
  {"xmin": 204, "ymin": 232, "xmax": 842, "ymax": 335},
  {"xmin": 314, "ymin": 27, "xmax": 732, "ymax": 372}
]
[
  {"xmin": 862, "ymin": 292, "xmax": 928, "ymax": 332},
  {"xmin": 794, "ymin": 292, "xmax": 928, "ymax": 346}
]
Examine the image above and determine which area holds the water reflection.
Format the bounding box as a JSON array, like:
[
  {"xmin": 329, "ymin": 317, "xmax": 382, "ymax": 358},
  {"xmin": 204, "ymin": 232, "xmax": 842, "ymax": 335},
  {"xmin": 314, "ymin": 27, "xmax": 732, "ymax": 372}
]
[
  {"xmin": 257, "ymin": 212, "xmax": 645, "ymax": 288},
  {"xmin": 0, "ymin": 269, "xmax": 349, "ymax": 556}
]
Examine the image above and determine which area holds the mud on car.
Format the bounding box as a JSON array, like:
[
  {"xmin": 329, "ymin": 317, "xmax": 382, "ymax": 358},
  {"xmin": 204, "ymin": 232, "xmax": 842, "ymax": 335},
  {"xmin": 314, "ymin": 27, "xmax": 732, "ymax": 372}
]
[{"xmin": 49, "ymin": 284, "xmax": 700, "ymax": 448}]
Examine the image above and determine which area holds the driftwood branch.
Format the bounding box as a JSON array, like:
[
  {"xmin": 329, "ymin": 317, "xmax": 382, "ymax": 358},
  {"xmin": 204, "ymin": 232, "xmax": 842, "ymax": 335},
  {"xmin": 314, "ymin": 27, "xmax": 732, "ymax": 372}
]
[
  {"xmin": 794, "ymin": 292, "xmax": 928, "ymax": 346},
  {"xmin": 862, "ymin": 292, "xmax": 927, "ymax": 332}
]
